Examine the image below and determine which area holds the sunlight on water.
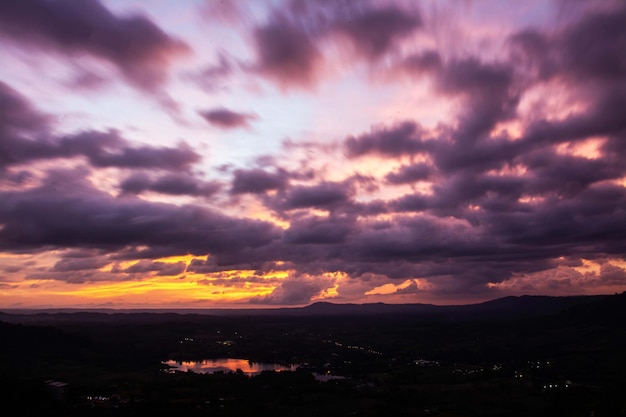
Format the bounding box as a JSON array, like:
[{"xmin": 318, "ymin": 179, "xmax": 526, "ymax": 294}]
[{"xmin": 162, "ymin": 358, "xmax": 297, "ymax": 375}]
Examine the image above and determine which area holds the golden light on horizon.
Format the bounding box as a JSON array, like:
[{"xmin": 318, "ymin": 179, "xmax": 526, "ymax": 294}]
[
  {"xmin": 56, "ymin": 273, "xmax": 280, "ymax": 306},
  {"xmin": 0, "ymin": 260, "xmax": 296, "ymax": 308}
]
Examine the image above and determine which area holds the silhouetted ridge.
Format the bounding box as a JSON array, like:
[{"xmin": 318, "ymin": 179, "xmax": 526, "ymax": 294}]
[
  {"xmin": 0, "ymin": 294, "xmax": 614, "ymax": 322},
  {"xmin": 560, "ymin": 291, "xmax": 626, "ymax": 326}
]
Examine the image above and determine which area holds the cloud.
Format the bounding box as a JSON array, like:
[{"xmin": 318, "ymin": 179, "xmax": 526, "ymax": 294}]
[
  {"xmin": 0, "ymin": 169, "xmax": 281, "ymax": 259},
  {"xmin": 2, "ymin": 1, "xmax": 626, "ymax": 303},
  {"xmin": 249, "ymin": 273, "xmax": 334, "ymax": 305},
  {"xmin": 284, "ymin": 215, "xmax": 354, "ymax": 245},
  {"xmin": 188, "ymin": 53, "xmax": 234, "ymax": 91},
  {"xmin": 248, "ymin": 3, "xmax": 422, "ymax": 88},
  {"xmin": 331, "ymin": 6, "xmax": 421, "ymax": 61},
  {"xmin": 120, "ymin": 173, "xmax": 220, "ymax": 197},
  {"xmin": 385, "ymin": 163, "xmax": 433, "ymax": 185},
  {"xmin": 121, "ymin": 260, "xmax": 186, "ymax": 276},
  {"xmin": 0, "ymin": 82, "xmax": 51, "ymax": 136},
  {"xmin": 2, "ymin": 128, "xmax": 200, "ymax": 172},
  {"xmin": 198, "ymin": 107, "xmax": 258, "ymax": 129},
  {"xmin": 277, "ymin": 181, "xmax": 353, "ymax": 210},
  {"xmin": 490, "ymin": 261, "xmax": 626, "ymax": 294},
  {"xmin": 252, "ymin": 19, "xmax": 321, "ymax": 89},
  {"xmin": 394, "ymin": 280, "xmax": 421, "ymax": 295},
  {"xmin": 344, "ymin": 121, "xmax": 428, "ymax": 158},
  {"xmin": 0, "ymin": 0, "xmax": 190, "ymax": 91},
  {"xmin": 230, "ymin": 168, "xmax": 288, "ymax": 194},
  {"xmin": 0, "ymin": 83, "xmax": 201, "ymax": 172},
  {"xmin": 52, "ymin": 257, "xmax": 110, "ymax": 272},
  {"xmin": 436, "ymin": 57, "xmax": 518, "ymax": 144},
  {"xmin": 400, "ymin": 50, "xmax": 442, "ymax": 76},
  {"xmin": 509, "ymin": 4, "xmax": 626, "ymax": 84}
]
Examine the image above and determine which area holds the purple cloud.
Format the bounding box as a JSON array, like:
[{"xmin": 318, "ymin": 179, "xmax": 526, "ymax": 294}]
[
  {"xmin": 120, "ymin": 173, "xmax": 220, "ymax": 197},
  {"xmin": 284, "ymin": 215, "xmax": 355, "ymax": 245},
  {"xmin": 0, "ymin": 82, "xmax": 50, "ymax": 136},
  {"xmin": 249, "ymin": 3, "xmax": 422, "ymax": 88},
  {"xmin": 385, "ymin": 163, "xmax": 433, "ymax": 185},
  {"xmin": 279, "ymin": 182, "xmax": 353, "ymax": 210},
  {"xmin": 0, "ymin": 170, "xmax": 281, "ymax": 258},
  {"xmin": 199, "ymin": 107, "xmax": 257, "ymax": 129},
  {"xmin": 437, "ymin": 57, "xmax": 518, "ymax": 143},
  {"xmin": 52, "ymin": 256, "xmax": 110, "ymax": 272},
  {"xmin": 344, "ymin": 121, "xmax": 429, "ymax": 158},
  {"xmin": 231, "ymin": 169, "xmax": 288, "ymax": 194},
  {"xmin": 0, "ymin": 83, "xmax": 201, "ymax": 172},
  {"xmin": 0, "ymin": 0, "xmax": 189, "ymax": 91},
  {"xmin": 401, "ymin": 50, "xmax": 442, "ymax": 75},
  {"xmin": 2, "ymin": 128, "xmax": 200, "ymax": 172},
  {"xmin": 250, "ymin": 273, "xmax": 334, "ymax": 305},
  {"xmin": 332, "ymin": 6, "xmax": 421, "ymax": 60},
  {"xmin": 122, "ymin": 260, "xmax": 186, "ymax": 276},
  {"xmin": 252, "ymin": 19, "xmax": 320, "ymax": 88}
]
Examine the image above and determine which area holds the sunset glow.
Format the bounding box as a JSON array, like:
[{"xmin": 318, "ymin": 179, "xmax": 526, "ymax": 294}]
[{"xmin": 0, "ymin": 0, "xmax": 625, "ymax": 309}]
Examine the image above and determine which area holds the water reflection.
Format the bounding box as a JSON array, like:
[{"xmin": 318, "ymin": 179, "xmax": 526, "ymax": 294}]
[{"xmin": 162, "ymin": 358, "xmax": 298, "ymax": 375}]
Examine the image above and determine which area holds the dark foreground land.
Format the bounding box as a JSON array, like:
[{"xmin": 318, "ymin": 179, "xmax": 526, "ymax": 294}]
[{"xmin": 1, "ymin": 293, "xmax": 625, "ymax": 416}]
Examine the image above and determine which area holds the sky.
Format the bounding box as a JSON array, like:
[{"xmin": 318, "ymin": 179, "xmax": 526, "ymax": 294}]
[{"xmin": 0, "ymin": 0, "xmax": 625, "ymax": 309}]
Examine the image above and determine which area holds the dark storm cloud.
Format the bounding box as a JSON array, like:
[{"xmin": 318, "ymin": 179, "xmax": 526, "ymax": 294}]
[
  {"xmin": 0, "ymin": 82, "xmax": 50, "ymax": 136},
  {"xmin": 558, "ymin": 6, "xmax": 626, "ymax": 82},
  {"xmin": 332, "ymin": 6, "xmax": 421, "ymax": 60},
  {"xmin": 329, "ymin": 0, "xmax": 626, "ymax": 294},
  {"xmin": 2, "ymin": 128, "xmax": 200, "ymax": 171},
  {"xmin": 121, "ymin": 260, "xmax": 186, "ymax": 276},
  {"xmin": 437, "ymin": 58, "xmax": 518, "ymax": 143},
  {"xmin": 77, "ymin": 132, "xmax": 200, "ymax": 170},
  {"xmin": 0, "ymin": 170, "xmax": 281, "ymax": 258},
  {"xmin": 351, "ymin": 215, "xmax": 478, "ymax": 262},
  {"xmin": 52, "ymin": 257, "xmax": 110, "ymax": 272},
  {"xmin": 506, "ymin": 0, "xmax": 626, "ymax": 160},
  {"xmin": 485, "ymin": 184, "xmax": 626, "ymax": 253},
  {"xmin": 231, "ymin": 168, "xmax": 289, "ymax": 194},
  {"xmin": 120, "ymin": 173, "xmax": 220, "ymax": 197},
  {"xmin": 252, "ymin": 19, "xmax": 320, "ymax": 88},
  {"xmin": 249, "ymin": 273, "xmax": 333, "ymax": 305},
  {"xmin": 344, "ymin": 121, "xmax": 428, "ymax": 158},
  {"xmin": 198, "ymin": 107, "xmax": 257, "ymax": 129},
  {"xmin": 186, "ymin": 258, "xmax": 223, "ymax": 275},
  {"xmin": 519, "ymin": 87, "xmax": 626, "ymax": 153},
  {"xmin": 385, "ymin": 163, "xmax": 433, "ymax": 185},
  {"xmin": 251, "ymin": 2, "xmax": 422, "ymax": 87},
  {"xmin": 510, "ymin": 4, "xmax": 626, "ymax": 84},
  {"xmin": 0, "ymin": 84, "xmax": 201, "ymax": 171},
  {"xmin": 284, "ymin": 215, "xmax": 354, "ymax": 244},
  {"xmin": 0, "ymin": 0, "xmax": 189, "ymax": 91},
  {"xmin": 278, "ymin": 181, "xmax": 353, "ymax": 210},
  {"xmin": 521, "ymin": 151, "xmax": 624, "ymax": 197},
  {"xmin": 186, "ymin": 258, "xmax": 280, "ymax": 275}
]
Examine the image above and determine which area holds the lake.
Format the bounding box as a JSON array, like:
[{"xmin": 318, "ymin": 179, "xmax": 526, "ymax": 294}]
[{"xmin": 162, "ymin": 358, "xmax": 298, "ymax": 375}]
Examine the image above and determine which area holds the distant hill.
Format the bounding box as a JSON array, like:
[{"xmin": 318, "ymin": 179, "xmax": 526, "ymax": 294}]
[
  {"xmin": 297, "ymin": 294, "xmax": 610, "ymax": 320},
  {"xmin": 0, "ymin": 293, "xmax": 619, "ymax": 324}
]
